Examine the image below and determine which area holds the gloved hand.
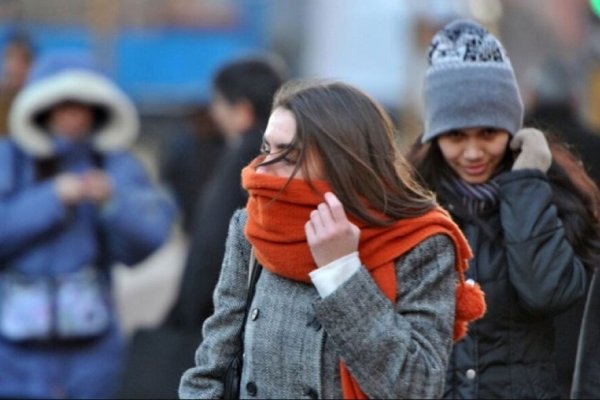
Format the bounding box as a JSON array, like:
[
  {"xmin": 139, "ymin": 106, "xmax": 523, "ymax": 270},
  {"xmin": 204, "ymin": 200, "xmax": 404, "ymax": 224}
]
[{"xmin": 510, "ymin": 128, "xmax": 552, "ymax": 172}]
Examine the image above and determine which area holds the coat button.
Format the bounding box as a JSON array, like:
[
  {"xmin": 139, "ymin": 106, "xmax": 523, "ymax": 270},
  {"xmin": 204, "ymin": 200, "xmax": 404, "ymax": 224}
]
[
  {"xmin": 306, "ymin": 316, "xmax": 322, "ymax": 331},
  {"xmin": 304, "ymin": 387, "xmax": 318, "ymax": 399},
  {"xmin": 246, "ymin": 381, "xmax": 258, "ymax": 396},
  {"xmin": 251, "ymin": 308, "xmax": 259, "ymax": 321},
  {"xmin": 466, "ymin": 369, "xmax": 476, "ymax": 380}
]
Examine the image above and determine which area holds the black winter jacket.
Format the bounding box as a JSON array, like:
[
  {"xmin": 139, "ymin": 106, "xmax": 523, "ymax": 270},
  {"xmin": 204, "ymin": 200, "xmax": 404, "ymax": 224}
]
[{"xmin": 443, "ymin": 169, "xmax": 587, "ymax": 399}]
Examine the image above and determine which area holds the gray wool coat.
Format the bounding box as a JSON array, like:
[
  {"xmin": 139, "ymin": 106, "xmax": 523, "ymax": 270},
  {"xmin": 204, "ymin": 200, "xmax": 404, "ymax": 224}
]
[{"xmin": 179, "ymin": 209, "xmax": 456, "ymax": 399}]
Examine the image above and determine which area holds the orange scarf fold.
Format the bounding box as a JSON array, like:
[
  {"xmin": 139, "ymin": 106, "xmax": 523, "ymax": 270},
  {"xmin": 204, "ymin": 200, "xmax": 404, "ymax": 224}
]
[{"xmin": 241, "ymin": 158, "xmax": 486, "ymax": 399}]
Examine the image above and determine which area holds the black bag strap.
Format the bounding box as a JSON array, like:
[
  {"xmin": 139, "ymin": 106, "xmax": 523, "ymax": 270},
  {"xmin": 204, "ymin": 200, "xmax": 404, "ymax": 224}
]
[{"xmin": 239, "ymin": 248, "xmax": 262, "ymax": 341}]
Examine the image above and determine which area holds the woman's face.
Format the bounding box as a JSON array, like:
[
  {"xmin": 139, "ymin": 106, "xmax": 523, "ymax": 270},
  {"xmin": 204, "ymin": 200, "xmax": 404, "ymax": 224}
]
[
  {"xmin": 210, "ymin": 90, "xmax": 250, "ymax": 143},
  {"xmin": 437, "ymin": 127, "xmax": 510, "ymax": 184},
  {"xmin": 49, "ymin": 102, "xmax": 94, "ymax": 141},
  {"xmin": 256, "ymin": 107, "xmax": 322, "ymax": 179}
]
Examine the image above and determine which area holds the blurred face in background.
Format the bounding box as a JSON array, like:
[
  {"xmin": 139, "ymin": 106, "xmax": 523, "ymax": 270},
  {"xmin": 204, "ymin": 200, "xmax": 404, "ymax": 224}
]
[
  {"xmin": 437, "ymin": 127, "xmax": 510, "ymax": 184},
  {"xmin": 49, "ymin": 101, "xmax": 94, "ymax": 141},
  {"xmin": 2, "ymin": 42, "xmax": 32, "ymax": 90},
  {"xmin": 210, "ymin": 90, "xmax": 253, "ymax": 144}
]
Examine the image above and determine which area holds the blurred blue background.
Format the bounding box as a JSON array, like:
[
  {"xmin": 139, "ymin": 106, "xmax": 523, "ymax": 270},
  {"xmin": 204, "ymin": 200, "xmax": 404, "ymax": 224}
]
[{"xmin": 0, "ymin": 1, "xmax": 269, "ymax": 105}]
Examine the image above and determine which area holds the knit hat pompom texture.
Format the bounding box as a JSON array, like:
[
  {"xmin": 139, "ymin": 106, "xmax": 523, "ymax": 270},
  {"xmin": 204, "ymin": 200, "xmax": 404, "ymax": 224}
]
[{"xmin": 422, "ymin": 19, "xmax": 523, "ymax": 143}]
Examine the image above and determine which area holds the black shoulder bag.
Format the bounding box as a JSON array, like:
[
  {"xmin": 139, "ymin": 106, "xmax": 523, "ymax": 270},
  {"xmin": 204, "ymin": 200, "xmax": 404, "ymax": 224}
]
[{"xmin": 223, "ymin": 248, "xmax": 262, "ymax": 399}]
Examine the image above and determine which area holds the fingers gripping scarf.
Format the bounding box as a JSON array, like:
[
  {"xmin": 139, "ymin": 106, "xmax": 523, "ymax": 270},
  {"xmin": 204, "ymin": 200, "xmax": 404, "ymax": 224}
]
[{"xmin": 241, "ymin": 159, "xmax": 486, "ymax": 399}]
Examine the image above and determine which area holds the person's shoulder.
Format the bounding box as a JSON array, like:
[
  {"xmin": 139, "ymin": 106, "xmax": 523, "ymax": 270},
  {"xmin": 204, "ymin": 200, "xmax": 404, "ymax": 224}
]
[
  {"xmin": 0, "ymin": 137, "xmax": 25, "ymax": 164},
  {"xmin": 102, "ymin": 149, "xmax": 136, "ymax": 161},
  {"xmin": 0, "ymin": 137, "xmax": 12, "ymax": 153},
  {"xmin": 414, "ymin": 234, "xmax": 454, "ymax": 256},
  {"xmin": 0, "ymin": 138, "xmax": 28, "ymax": 193},
  {"xmin": 102, "ymin": 150, "xmax": 147, "ymax": 171},
  {"xmin": 392, "ymin": 234, "xmax": 456, "ymax": 301},
  {"xmin": 225, "ymin": 208, "xmax": 249, "ymax": 247},
  {"xmin": 395, "ymin": 234, "xmax": 455, "ymax": 272},
  {"xmin": 0, "ymin": 137, "xmax": 19, "ymax": 152},
  {"xmin": 230, "ymin": 208, "xmax": 248, "ymax": 230},
  {"xmin": 226, "ymin": 208, "xmax": 252, "ymax": 258}
]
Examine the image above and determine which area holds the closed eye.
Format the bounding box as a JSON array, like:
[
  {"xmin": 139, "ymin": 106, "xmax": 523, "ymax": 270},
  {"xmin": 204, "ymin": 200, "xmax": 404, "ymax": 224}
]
[
  {"xmin": 260, "ymin": 139, "xmax": 299, "ymax": 165},
  {"xmin": 260, "ymin": 141, "xmax": 270, "ymax": 155}
]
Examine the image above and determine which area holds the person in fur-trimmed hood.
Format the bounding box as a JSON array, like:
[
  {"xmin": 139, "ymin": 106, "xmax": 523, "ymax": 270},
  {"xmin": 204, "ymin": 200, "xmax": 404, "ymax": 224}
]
[
  {"xmin": 0, "ymin": 51, "xmax": 176, "ymax": 398},
  {"xmin": 408, "ymin": 19, "xmax": 600, "ymax": 399}
]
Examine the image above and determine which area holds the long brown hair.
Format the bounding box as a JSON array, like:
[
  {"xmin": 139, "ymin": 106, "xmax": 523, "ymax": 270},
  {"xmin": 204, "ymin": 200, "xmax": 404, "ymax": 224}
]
[
  {"xmin": 407, "ymin": 134, "xmax": 600, "ymax": 271},
  {"xmin": 264, "ymin": 80, "xmax": 436, "ymax": 226}
]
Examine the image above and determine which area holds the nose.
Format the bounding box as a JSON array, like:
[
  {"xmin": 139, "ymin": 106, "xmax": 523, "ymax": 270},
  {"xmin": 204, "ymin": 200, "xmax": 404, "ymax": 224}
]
[{"xmin": 463, "ymin": 139, "xmax": 483, "ymax": 161}]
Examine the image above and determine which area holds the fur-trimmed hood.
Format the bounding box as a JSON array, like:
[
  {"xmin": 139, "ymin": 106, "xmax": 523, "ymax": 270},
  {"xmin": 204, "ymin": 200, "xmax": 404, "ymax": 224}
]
[{"xmin": 9, "ymin": 52, "xmax": 139, "ymax": 157}]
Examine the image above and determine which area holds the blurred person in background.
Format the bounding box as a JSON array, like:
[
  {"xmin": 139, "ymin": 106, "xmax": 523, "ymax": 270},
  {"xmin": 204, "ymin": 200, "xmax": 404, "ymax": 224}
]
[
  {"xmin": 525, "ymin": 59, "xmax": 600, "ymax": 185},
  {"xmin": 159, "ymin": 105, "xmax": 225, "ymax": 234},
  {"xmin": 117, "ymin": 55, "xmax": 286, "ymax": 400},
  {"xmin": 165, "ymin": 55, "xmax": 287, "ymax": 329},
  {"xmin": 524, "ymin": 58, "xmax": 600, "ymax": 398},
  {"xmin": 408, "ymin": 19, "xmax": 600, "ymax": 399},
  {"xmin": 180, "ymin": 79, "xmax": 484, "ymax": 399},
  {"xmin": 0, "ymin": 32, "xmax": 35, "ymax": 135},
  {"xmin": 0, "ymin": 51, "xmax": 175, "ymax": 398}
]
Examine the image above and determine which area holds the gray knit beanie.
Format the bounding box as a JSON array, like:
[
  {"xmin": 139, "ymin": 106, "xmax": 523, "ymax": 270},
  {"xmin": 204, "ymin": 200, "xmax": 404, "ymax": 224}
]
[{"xmin": 422, "ymin": 19, "xmax": 523, "ymax": 143}]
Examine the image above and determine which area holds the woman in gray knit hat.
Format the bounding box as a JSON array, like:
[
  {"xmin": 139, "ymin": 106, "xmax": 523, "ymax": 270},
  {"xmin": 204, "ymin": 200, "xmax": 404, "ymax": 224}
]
[{"xmin": 408, "ymin": 19, "xmax": 600, "ymax": 399}]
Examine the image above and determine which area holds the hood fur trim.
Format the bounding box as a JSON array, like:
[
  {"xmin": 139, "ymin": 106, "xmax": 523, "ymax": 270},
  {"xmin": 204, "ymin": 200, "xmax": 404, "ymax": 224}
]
[{"xmin": 9, "ymin": 70, "xmax": 139, "ymax": 157}]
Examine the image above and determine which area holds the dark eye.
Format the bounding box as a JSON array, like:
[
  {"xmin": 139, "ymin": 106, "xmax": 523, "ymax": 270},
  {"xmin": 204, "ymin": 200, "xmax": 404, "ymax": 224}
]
[{"xmin": 260, "ymin": 142, "xmax": 270, "ymax": 155}]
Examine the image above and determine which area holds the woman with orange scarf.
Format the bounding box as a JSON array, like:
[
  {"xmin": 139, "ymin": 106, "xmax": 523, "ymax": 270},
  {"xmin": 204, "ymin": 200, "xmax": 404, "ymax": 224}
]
[{"xmin": 179, "ymin": 80, "xmax": 485, "ymax": 399}]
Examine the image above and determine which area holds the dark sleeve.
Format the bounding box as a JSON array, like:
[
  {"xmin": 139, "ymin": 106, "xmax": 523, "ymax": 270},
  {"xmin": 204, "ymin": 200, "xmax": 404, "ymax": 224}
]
[
  {"xmin": 572, "ymin": 270, "xmax": 600, "ymax": 399},
  {"xmin": 167, "ymin": 150, "xmax": 250, "ymax": 327},
  {"xmin": 498, "ymin": 169, "xmax": 587, "ymax": 315}
]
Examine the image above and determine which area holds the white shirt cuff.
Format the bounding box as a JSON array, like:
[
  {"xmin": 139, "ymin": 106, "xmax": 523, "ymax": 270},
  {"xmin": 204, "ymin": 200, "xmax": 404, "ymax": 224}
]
[{"xmin": 309, "ymin": 252, "xmax": 361, "ymax": 298}]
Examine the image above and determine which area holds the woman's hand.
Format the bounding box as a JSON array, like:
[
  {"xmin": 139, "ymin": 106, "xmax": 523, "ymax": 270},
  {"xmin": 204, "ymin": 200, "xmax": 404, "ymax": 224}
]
[
  {"xmin": 510, "ymin": 128, "xmax": 552, "ymax": 172},
  {"xmin": 55, "ymin": 173, "xmax": 85, "ymax": 205},
  {"xmin": 305, "ymin": 192, "xmax": 361, "ymax": 267},
  {"xmin": 82, "ymin": 170, "xmax": 113, "ymax": 204}
]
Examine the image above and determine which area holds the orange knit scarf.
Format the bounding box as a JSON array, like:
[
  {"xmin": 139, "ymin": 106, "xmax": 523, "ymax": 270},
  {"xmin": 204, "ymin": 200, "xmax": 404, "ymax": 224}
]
[{"xmin": 241, "ymin": 158, "xmax": 486, "ymax": 399}]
